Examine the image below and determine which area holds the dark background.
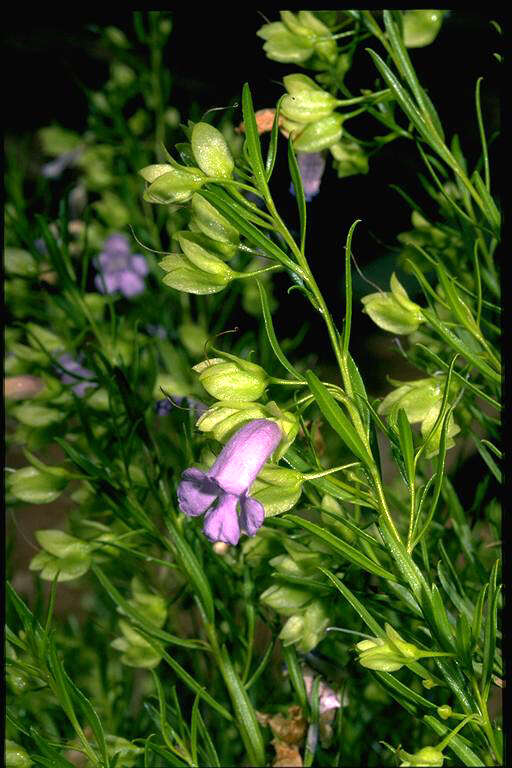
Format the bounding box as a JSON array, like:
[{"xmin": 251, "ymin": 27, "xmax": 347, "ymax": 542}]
[{"xmin": 3, "ymin": 10, "xmax": 502, "ymax": 392}]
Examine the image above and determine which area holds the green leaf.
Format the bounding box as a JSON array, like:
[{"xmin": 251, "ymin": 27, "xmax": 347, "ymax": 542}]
[
  {"xmin": 164, "ymin": 519, "xmax": 215, "ymax": 623},
  {"xmin": 196, "ymin": 708, "xmax": 221, "ymax": 767},
  {"xmin": 373, "ymin": 670, "xmax": 437, "ymax": 715},
  {"xmin": 304, "ymin": 370, "xmax": 372, "ymax": 467},
  {"xmin": 265, "ymin": 96, "xmax": 284, "ymax": 180},
  {"xmin": 220, "ymin": 645, "xmax": 266, "ymax": 766},
  {"xmin": 430, "ymin": 584, "xmax": 455, "ymax": 653},
  {"xmin": 287, "ymin": 139, "xmax": 306, "ymax": 253},
  {"xmin": 199, "ymin": 188, "xmax": 297, "ymax": 272},
  {"xmin": 257, "ymin": 280, "xmax": 303, "ymax": 379},
  {"xmin": 455, "ymin": 613, "xmax": 473, "ymax": 669},
  {"xmin": 473, "ymin": 437, "xmax": 501, "ymax": 483},
  {"xmin": 288, "ymin": 515, "xmax": 397, "ymax": 581},
  {"xmin": 421, "ymin": 309, "xmax": 501, "ymax": 384},
  {"xmin": 93, "ymin": 565, "xmax": 206, "ymax": 649},
  {"xmin": 282, "ymin": 644, "xmax": 308, "ymax": 711},
  {"xmin": 471, "ymin": 584, "xmax": 488, "ymax": 648},
  {"xmin": 319, "ymin": 568, "xmax": 384, "ymax": 637},
  {"xmin": 60, "ymin": 667, "xmax": 110, "ymax": 768},
  {"xmin": 396, "ymin": 408, "xmax": 415, "ymax": 488},
  {"xmin": 346, "ymin": 352, "xmax": 370, "ymax": 436},
  {"xmin": 481, "ymin": 562, "xmax": 501, "ymax": 696},
  {"xmin": 242, "ymin": 83, "xmax": 269, "ymax": 197}
]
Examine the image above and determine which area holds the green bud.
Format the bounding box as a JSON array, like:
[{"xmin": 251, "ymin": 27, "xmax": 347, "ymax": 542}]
[
  {"xmin": 260, "ymin": 584, "xmax": 311, "ymax": 616},
  {"xmin": 140, "ymin": 163, "xmax": 206, "ymax": 204},
  {"xmin": 270, "ymin": 555, "xmax": 306, "ymax": 577},
  {"xmin": 7, "ymin": 466, "xmax": 69, "ymax": 504},
  {"xmin": 422, "ymin": 677, "xmax": 438, "ymax": 689},
  {"xmin": 111, "ymin": 620, "xmax": 162, "ymax": 669},
  {"xmin": 30, "ymin": 530, "xmax": 91, "ymax": 582},
  {"xmin": 251, "ymin": 463, "xmax": 303, "ymax": 516},
  {"xmin": 110, "ymin": 62, "xmax": 135, "ymax": 87},
  {"xmin": 5, "ymin": 740, "xmax": 32, "ymax": 768},
  {"xmin": 190, "ymin": 193, "xmax": 239, "ymax": 245},
  {"xmin": 178, "ymin": 231, "xmax": 237, "ymax": 262},
  {"xmin": 38, "ymin": 125, "xmax": 81, "ymax": 155},
  {"xmin": 281, "ymin": 88, "xmax": 339, "ymax": 124},
  {"xmin": 330, "ymin": 139, "xmax": 369, "ymax": 178},
  {"xmin": 298, "ymin": 600, "xmax": 330, "ymax": 652},
  {"xmin": 193, "ymin": 356, "xmax": 268, "ymax": 401},
  {"xmin": 356, "ymin": 624, "xmax": 443, "ymax": 672},
  {"xmin": 191, "ymin": 122, "xmax": 234, "ymax": 179},
  {"xmin": 4, "ymin": 248, "xmax": 38, "ymax": 277},
  {"xmin": 159, "ymin": 252, "xmax": 235, "ymax": 295},
  {"xmin": 257, "ymin": 22, "xmax": 314, "ymax": 64},
  {"xmin": 437, "ymin": 705, "xmax": 452, "ymax": 720},
  {"xmin": 298, "ymin": 11, "xmax": 337, "ymax": 63},
  {"xmin": 400, "ymin": 746, "xmax": 445, "ymax": 767},
  {"xmin": 421, "ymin": 404, "xmax": 460, "ymax": 459},
  {"xmin": 293, "ymin": 114, "xmax": 343, "ymax": 152},
  {"xmin": 279, "ymin": 614, "xmax": 305, "ymax": 645},
  {"xmin": 402, "ymin": 10, "xmax": 444, "ymax": 48},
  {"xmin": 361, "ymin": 273, "xmax": 423, "ymax": 335},
  {"xmin": 105, "ymin": 26, "xmax": 130, "ymax": 48}
]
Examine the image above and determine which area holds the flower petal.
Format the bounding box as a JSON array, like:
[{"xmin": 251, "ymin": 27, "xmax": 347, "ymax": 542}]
[
  {"xmin": 203, "ymin": 493, "xmax": 240, "ymax": 545},
  {"xmin": 119, "ymin": 271, "xmax": 145, "ymax": 298},
  {"xmin": 177, "ymin": 468, "xmax": 218, "ymax": 517},
  {"xmin": 210, "ymin": 419, "xmax": 282, "ymax": 495},
  {"xmin": 239, "ymin": 494, "xmax": 265, "ymax": 536},
  {"xmin": 131, "ymin": 254, "xmax": 149, "ymax": 276}
]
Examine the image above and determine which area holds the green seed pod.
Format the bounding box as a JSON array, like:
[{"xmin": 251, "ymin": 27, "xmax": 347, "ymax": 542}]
[
  {"xmin": 361, "ymin": 273, "xmax": 423, "ymax": 335},
  {"xmin": 250, "ymin": 464, "xmax": 303, "ymax": 517},
  {"xmin": 140, "ymin": 163, "xmax": 206, "ymax": 204},
  {"xmin": 403, "ymin": 10, "xmax": 444, "ymax": 48},
  {"xmin": 293, "ymin": 114, "xmax": 343, "ymax": 152},
  {"xmin": 29, "ymin": 529, "xmax": 91, "ymax": 582},
  {"xmin": 5, "ymin": 740, "xmax": 32, "ymax": 768},
  {"xmin": 191, "ymin": 122, "xmax": 234, "ymax": 179},
  {"xmin": 279, "ymin": 614, "xmax": 305, "ymax": 645},
  {"xmin": 191, "ymin": 193, "xmax": 239, "ymax": 245},
  {"xmin": 281, "ymin": 89, "xmax": 339, "ymax": 124},
  {"xmin": 193, "ymin": 356, "xmax": 269, "ymax": 401},
  {"xmin": 178, "ymin": 231, "xmax": 237, "ymax": 262},
  {"xmin": 330, "ymin": 139, "xmax": 369, "ymax": 178},
  {"xmin": 257, "ymin": 22, "xmax": 314, "ymax": 64},
  {"xmin": 260, "ymin": 584, "xmax": 311, "ymax": 616},
  {"xmin": 283, "ymin": 73, "xmax": 323, "ymax": 95},
  {"xmin": 7, "ymin": 466, "xmax": 69, "ymax": 504},
  {"xmin": 159, "ymin": 253, "xmax": 235, "ymax": 295}
]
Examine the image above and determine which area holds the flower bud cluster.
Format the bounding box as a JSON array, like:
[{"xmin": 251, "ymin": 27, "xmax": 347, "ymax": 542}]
[
  {"xmin": 280, "ymin": 74, "xmax": 343, "ymax": 153},
  {"xmin": 355, "ymin": 623, "xmax": 448, "ymax": 672},
  {"xmin": 257, "ymin": 11, "xmax": 337, "ymax": 65}
]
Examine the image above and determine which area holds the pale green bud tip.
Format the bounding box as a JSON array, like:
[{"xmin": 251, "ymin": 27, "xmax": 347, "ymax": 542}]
[
  {"xmin": 191, "ymin": 122, "xmax": 234, "ymax": 179},
  {"xmin": 437, "ymin": 705, "xmax": 452, "ymax": 720},
  {"xmin": 140, "ymin": 164, "xmax": 205, "ymax": 205}
]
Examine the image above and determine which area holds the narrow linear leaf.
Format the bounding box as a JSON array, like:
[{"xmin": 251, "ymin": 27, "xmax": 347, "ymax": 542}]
[
  {"xmin": 424, "ymin": 716, "xmax": 484, "ymax": 766},
  {"xmin": 265, "ymin": 95, "xmax": 284, "ymax": 180},
  {"xmin": 319, "ymin": 568, "xmax": 383, "ymax": 637},
  {"xmin": 242, "ymin": 83, "xmax": 269, "ymax": 196},
  {"xmin": 304, "ymin": 370, "xmax": 372, "ymax": 467},
  {"xmin": 287, "ymin": 139, "xmax": 307, "ymax": 253},
  {"xmin": 288, "ymin": 515, "xmax": 397, "ymax": 581},
  {"xmin": 257, "ymin": 280, "xmax": 303, "ymax": 379}
]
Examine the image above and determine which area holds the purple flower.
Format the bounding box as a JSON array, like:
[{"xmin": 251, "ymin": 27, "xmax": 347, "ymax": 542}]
[
  {"xmin": 177, "ymin": 419, "xmax": 282, "ymax": 545},
  {"xmin": 302, "ymin": 666, "xmax": 342, "ymax": 715},
  {"xmin": 41, "ymin": 148, "xmax": 82, "ymax": 179},
  {"xmin": 155, "ymin": 395, "xmax": 207, "ymax": 419},
  {"xmin": 290, "ymin": 152, "xmax": 326, "ymax": 202},
  {"xmin": 94, "ymin": 233, "xmax": 148, "ymax": 298},
  {"xmin": 58, "ymin": 354, "xmax": 96, "ymax": 397}
]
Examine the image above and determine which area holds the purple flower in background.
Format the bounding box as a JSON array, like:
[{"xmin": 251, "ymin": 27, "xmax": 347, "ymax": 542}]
[
  {"xmin": 155, "ymin": 395, "xmax": 207, "ymax": 419},
  {"xmin": 290, "ymin": 152, "xmax": 326, "ymax": 202},
  {"xmin": 41, "ymin": 148, "xmax": 82, "ymax": 179},
  {"xmin": 302, "ymin": 666, "xmax": 342, "ymax": 715},
  {"xmin": 146, "ymin": 324, "xmax": 168, "ymax": 340},
  {"xmin": 58, "ymin": 354, "xmax": 96, "ymax": 397},
  {"xmin": 94, "ymin": 234, "xmax": 148, "ymax": 298},
  {"xmin": 177, "ymin": 419, "xmax": 282, "ymax": 545}
]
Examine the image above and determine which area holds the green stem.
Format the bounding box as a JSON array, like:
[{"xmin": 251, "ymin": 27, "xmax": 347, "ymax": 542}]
[{"xmin": 302, "ymin": 461, "xmax": 360, "ymax": 480}]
